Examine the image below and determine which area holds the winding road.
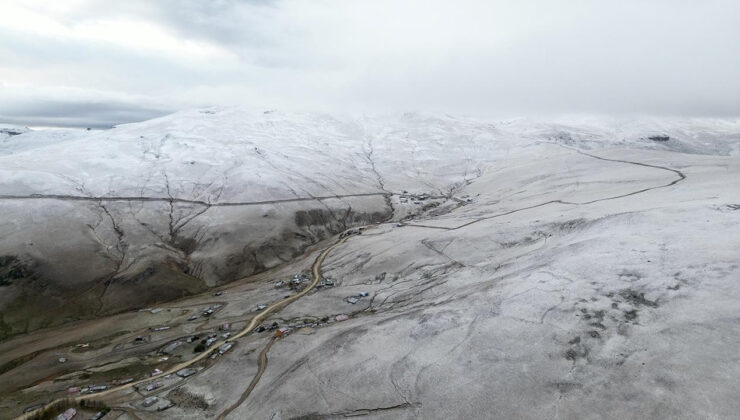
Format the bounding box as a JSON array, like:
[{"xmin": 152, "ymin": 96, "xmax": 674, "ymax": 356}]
[
  {"xmin": 214, "ymin": 232, "xmax": 355, "ymax": 419},
  {"xmin": 17, "ymin": 233, "xmax": 356, "ymax": 420},
  {"xmin": 216, "ymin": 337, "xmax": 276, "ymax": 420},
  {"xmin": 406, "ymin": 147, "xmax": 686, "ymax": 231}
]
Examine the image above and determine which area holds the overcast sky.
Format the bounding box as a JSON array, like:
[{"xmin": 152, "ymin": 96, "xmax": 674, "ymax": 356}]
[{"xmin": 1, "ymin": 0, "xmax": 739, "ymax": 127}]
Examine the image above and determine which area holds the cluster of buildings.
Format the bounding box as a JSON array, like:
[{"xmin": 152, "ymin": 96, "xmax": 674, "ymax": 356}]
[
  {"xmin": 399, "ymin": 190, "xmax": 430, "ymax": 205},
  {"xmin": 66, "ymin": 384, "xmax": 107, "ymax": 396},
  {"xmin": 318, "ymin": 277, "xmax": 334, "ymax": 288},
  {"xmin": 346, "ymin": 291, "xmax": 369, "ymax": 304},
  {"xmin": 457, "ymin": 194, "xmax": 474, "ymax": 204},
  {"xmin": 204, "ymin": 304, "xmax": 222, "ymax": 316},
  {"xmin": 275, "ymin": 273, "xmax": 310, "ymax": 290},
  {"xmin": 339, "ymin": 227, "xmax": 364, "ymax": 238}
]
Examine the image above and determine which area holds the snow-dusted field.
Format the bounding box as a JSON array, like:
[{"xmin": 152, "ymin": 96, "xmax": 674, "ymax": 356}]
[{"xmin": 0, "ymin": 109, "xmax": 739, "ymax": 419}]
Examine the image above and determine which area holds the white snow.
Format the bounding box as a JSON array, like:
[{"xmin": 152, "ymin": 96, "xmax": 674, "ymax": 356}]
[{"xmin": 1, "ymin": 109, "xmax": 740, "ymax": 419}]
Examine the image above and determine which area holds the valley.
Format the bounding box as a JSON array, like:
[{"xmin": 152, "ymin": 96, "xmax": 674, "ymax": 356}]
[{"xmin": 1, "ymin": 110, "xmax": 739, "ymax": 419}]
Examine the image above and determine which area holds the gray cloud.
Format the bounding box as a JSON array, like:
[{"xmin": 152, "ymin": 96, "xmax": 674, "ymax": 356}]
[
  {"xmin": 148, "ymin": 0, "xmax": 279, "ymax": 46},
  {"xmin": 0, "ymin": 0, "xmax": 738, "ymax": 127},
  {"xmin": 0, "ymin": 99, "xmax": 171, "ymax": 128}
]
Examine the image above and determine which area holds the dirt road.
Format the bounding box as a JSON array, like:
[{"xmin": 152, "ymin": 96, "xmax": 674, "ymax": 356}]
[{"xmin": 17, "ymin": 233, "xmax": 356, "ymax": 420}]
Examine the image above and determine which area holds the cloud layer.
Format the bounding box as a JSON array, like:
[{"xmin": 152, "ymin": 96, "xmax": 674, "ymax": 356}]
[{"xmin": 1, "ymin": 0, "xmax": 739, "ymax": 127}]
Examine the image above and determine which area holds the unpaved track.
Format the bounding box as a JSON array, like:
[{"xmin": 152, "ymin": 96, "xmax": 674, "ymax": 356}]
[
  {"xmin": 17, "ymin": 234, "xmax": 356, "ymax": 420},
  {"xmin": 407, "ymin": 148, "xmax": 686, "ymax": 231},
  {"xmin": 216, "ymin": 233, "xmax": 354, "ymax": 419},
  {"xmin": 216, "ymin": 338, "xmax": 276, "ymax": 420}
]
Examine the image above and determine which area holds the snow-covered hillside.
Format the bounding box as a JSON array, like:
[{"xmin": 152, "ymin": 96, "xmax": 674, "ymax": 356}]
[
  {"xmin": 0, "ymin": 109, "xmax": 738, "ymax": 338},
  {"xmin": 0, "ymin": 124, "xmax": 30, "ymax": 143},
  {"xmin": 1, "ymin": 109, "xmax": 739, "ymax": 419}
]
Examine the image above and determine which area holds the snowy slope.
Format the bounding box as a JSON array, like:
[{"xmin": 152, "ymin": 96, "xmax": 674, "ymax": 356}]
[
  {"xmin": 0, "ymin": 109, "xmax": 738, "ymax": 338},
  {"xmin": 3, "ymin": 110, "xmax": 739, "ymax": 200},
  {"xmin": 0, "ymin": 124, "xmax": 30, "ymax": 144},
  {"xmin": 1, "ymin": 110, "xmax": 740, "ymax": 419}
]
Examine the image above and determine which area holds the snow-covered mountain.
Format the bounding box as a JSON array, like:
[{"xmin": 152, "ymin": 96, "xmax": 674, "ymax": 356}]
[
  {"xmin": 1, "ymin": 109, "xmax": 740, "ymax": 419},
  {"xmin": 0, "ymin": 124, "xmax": 30, "ymax": 142},
  {"xmin": 0, "ymin": 109, "xmax": 738, "ymax": 338}
]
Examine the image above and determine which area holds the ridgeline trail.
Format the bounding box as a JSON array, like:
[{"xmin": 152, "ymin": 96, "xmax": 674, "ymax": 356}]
[{"xmin": 0, "ymin": 192, "xmax": 390, "ymax": 207}]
